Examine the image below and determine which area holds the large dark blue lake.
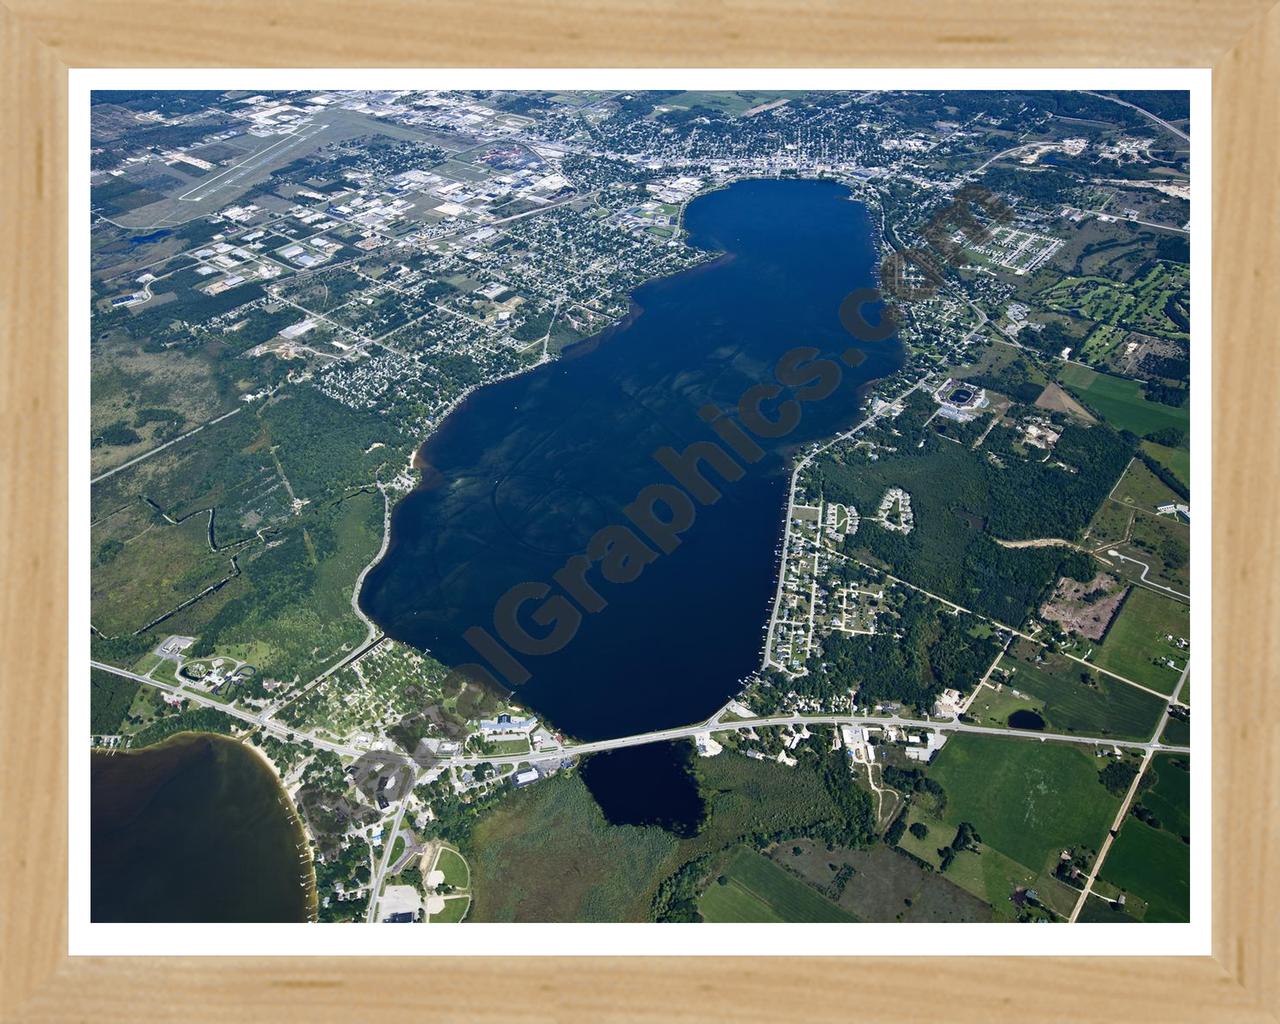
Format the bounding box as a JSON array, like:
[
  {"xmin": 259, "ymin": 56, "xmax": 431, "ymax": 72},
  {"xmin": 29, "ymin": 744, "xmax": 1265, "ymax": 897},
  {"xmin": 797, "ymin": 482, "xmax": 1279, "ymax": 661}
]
[{"xmin": 361, "ymin": 178, "xmax": 901, "ymax": 741}]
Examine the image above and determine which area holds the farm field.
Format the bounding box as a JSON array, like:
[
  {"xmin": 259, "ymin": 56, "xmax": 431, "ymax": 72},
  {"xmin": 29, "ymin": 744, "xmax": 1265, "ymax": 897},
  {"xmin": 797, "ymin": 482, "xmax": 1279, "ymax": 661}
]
[
  {"xmin": 775, "ymin": 838, "xmax": 991, "ymax": 922},
  {"xmin": 1100, "ymin": 810, "xmax": 1190, "ymax": 922},
  {"xmin": 1087, "ymin": 586, "xmax": 1189, "ymax": 694},
  {"xmin": 1161, "ymin": 715, "xmax": 1191, "ymax": 746},
  {"xmin": 998, "ymin": 644, "xmax": 1167, "ymax": 740},
  {"xmin": 926, "ymin": 733, "xmax": 1121, "ymax": 876},
  {"xmin": 698, "ymin": 845, "xmax": 854, "ymax": 923},
  {"xmin": 1058, "ymin": 364, "xmax": 1189, "ymax": 437}
]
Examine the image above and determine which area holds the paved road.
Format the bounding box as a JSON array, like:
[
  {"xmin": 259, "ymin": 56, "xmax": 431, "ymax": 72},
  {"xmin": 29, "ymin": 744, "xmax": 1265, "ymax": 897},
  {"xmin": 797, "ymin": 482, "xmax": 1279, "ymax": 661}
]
[
  {"xmin": 764, "ymin": 377, "xmax": 928, "ymax": 668},
  {"xmin": 1105, "ymin": 548, "xmax": 1191, "ymax": 602},
  {"xmin": 92, "ymin": 658, "xmax": 1189, "ymax": 774},
  {"xmin": 453, "ymin": 710, "xmax": 1190, "ymax": 769},
  {"xmin": 365, "ymin": 798, "xmax": 410, "ymax": 923},
  {"xmin": 1067, "ymin": 660, "xmax": 1191, "ymax": 922},
  {"xmin": 1064, "ymin": 206, "xmax": 1189, "ymax": 236},
  {"xmin": 90, "ymin": 408, "xmax": 243, "ymax": 486},
  {"xmin": 89, "ymin": 660, "xmax": 364, "ymax": 758},
  {"xmin": 1082, "ymin": 91, "xmax": 1190, "ymax": 143}
]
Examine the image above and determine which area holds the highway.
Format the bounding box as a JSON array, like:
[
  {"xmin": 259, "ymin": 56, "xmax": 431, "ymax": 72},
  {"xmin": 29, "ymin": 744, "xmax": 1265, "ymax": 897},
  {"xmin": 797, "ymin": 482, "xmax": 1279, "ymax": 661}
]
[
  {"xmin": 1082, "ymin": 91, "xmax": 1190, "ymax": 144},
  {"xmin": 453, "ymin": 710, "xmax": 1190, "ymax": 769},
  {"xmin": 90, "ymin": 659, "xmax": 1189, "ymax": 775},
  {"xmin": 89, "ymin": 660, "xmax": 366, "ymax": 758}
]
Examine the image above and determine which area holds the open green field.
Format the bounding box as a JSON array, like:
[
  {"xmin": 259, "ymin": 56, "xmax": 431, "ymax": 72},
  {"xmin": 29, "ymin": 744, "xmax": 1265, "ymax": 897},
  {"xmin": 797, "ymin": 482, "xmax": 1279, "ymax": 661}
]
[
  {"xmin": 661, "ymin": 91, "xmax": 797, "ymax": 116},
  {"xmin": 1111, "ymin": 458, "xmax": 1182, "ymax": 512},
  {"xmin": 1000, "ymin": 645, "xmax": 1166, "ymax": 740},
  {"xmin": 895, "ymin": 807, "xmax": 944, "ymax": 868},
  {"xmin": 966, "ymin": 684, "xmax": 1038, "ymax": 730},
  {"xmin": 1058, "ymin": 364, "xmax": 1189, "ymax": 437},
  {"xmin": 1096, "ymin": 754, "xmax": 1190, "ymax": 921},
  {"xmin": 429, "ymin": 895, "xmax": 471, "ymax": 923},
  {"xmin": 926, "ymin": 734, "xmax": 1121, "ymax": 876},
  {"xmin": 698, "ymin": 846, "xmax": 854, "ymax": 923},
  {"xmin": 1142, "ymin": 440, "xmax": 1191, "ymax": 489},
  {"xmin": 1078, "ymin": 892, "xmax": 1143, "ymax": 922},
  {"xmin": 1124, "ymin": 512, "xmax": 1191, "ymax": 592},
  {"xmin": 942, "ymin": 842, "xmax": 1078, "ymax": 921},
  {"xmin": 1100, "ymin": 818, "xmax": 1189, "ymax": 922},
  {"xmin": 1084, "ymin": 498, "xmax": 1133, "ymax": 549},
  {"xmin": 435, "ymin": 846, "xmax": 470, "ymax": 890},
  {"xmin": 1088, "ymin": 586, "xmax": 1189, "ymax": 694},
  {"xmin": 941, "ymin": 845, "xmax": 1032, "ymax": 920}
]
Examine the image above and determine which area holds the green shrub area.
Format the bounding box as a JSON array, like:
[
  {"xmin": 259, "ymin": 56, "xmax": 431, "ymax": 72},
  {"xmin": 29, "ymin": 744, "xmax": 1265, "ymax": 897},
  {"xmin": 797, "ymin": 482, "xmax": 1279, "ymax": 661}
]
[
  {"xmin": 465, "ymin": 750, "xmax": 873, "ymax": 922},
  {"xmin": 261, "ymin": 388, "xmax": 405, "ymax": 503},
  {"xmin": 89, "ymin": 408, "xmax": 285, "ymax": 537},
  {"xmin": 91, "ymin": 502, "xmax": 231, "ymax": 636},
  {"xmin": 186, "ymin": 489, "xmax": 383, "ymax": 687},
  {"xmin": 90, "ymin": 668, "xmax": 141, "ymax": 735},
  {"xmin": 466, "ymin": 773, "xmax": 677, "ymax": 921},
  {"xmin": 127, "ymin": 706, "xmax": 237, "ymax": 750}
]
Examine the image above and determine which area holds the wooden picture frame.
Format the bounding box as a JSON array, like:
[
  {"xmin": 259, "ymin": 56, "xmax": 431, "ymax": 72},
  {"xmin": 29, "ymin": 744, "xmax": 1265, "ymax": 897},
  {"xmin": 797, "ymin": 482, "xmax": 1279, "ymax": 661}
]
[{"xmin": 2, "ymin": 2, "xmax": 1276, "ymax": 1019}]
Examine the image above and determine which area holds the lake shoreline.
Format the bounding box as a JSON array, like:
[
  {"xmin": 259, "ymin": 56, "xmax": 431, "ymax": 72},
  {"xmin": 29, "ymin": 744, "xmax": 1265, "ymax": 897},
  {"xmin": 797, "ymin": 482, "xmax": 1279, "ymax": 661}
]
[
  {"xmin": 91, "ymin": 731, "xmax": 316, "ymax": 923},
  {"xmin": 359, "ymin": 178, "xmax": 904, "ymax": 741}
]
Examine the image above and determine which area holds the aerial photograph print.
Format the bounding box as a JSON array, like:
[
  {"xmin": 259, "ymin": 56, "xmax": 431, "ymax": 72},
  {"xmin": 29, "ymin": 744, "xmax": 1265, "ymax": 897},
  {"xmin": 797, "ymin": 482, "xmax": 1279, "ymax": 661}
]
[{"xmin": 84, "ymin": 84, "xmax": 1195, "ymax": 933}]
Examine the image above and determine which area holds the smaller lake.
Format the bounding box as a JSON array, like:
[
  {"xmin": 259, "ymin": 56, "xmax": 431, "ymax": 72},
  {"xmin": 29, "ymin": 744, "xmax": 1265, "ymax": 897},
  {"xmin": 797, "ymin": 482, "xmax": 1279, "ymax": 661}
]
[
  {"xmin": 91, "ymin": 733, "xmax": 314, "ymax": 922},
  {"xmin": 580, "ymin": 741, "xmax": 706, "ymax": 837},
  {"xmin": 1007, "ymin": 709, "xmax": 1047, "ymax": 731},
  {"xmin": 127, "ymin": 228, "xmax": 172, "ymax": 249}
]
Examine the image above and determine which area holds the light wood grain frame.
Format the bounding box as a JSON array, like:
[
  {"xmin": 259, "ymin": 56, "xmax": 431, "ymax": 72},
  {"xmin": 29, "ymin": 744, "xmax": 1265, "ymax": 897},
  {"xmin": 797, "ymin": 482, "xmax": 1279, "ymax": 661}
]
[{"xmin": 3, "ymin": 4, "xmax": 1277, "ymax": 1020}]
